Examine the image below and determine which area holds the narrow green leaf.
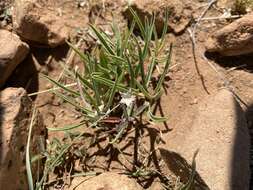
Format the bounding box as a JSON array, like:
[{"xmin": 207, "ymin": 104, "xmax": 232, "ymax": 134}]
[
  {"xmin": 142, "ymin": 14, "xmax": 155, "ymax": 61},
  {"xmin": 147, "ymin": 106, "xmax": 167, "ymax": 123},
  {"xmin": 44, "ymin": 75, "xmax": 80, "ymax": 97},
  {"xmin": 75, "ymin": 72, "xmax": 93, "ymax": 89},
  {"xmin": 58, "ymin": 61, "xmax": 76, "ymax": 79},
  {"xmin": 90, "ymin": 24, "xmax": 115, "ymax": 55},
  {"xmin": 99, "ymin": 29, "xmax": 115, "ymax": 47},
  {"xmin": 26, "ymin": 108, "xmax": 37, "ymax": 190},
  {"xmin": 54, "ymin": 91, "xmax": 94, "ymax": 115},
  {"xmin": 47, "ymin": 122, "xmax": 86, "ymax": 131},
  {"xmin": 66, "ymin": 41, "xmax": 89, "ymax": 63},
  {"xmin": 85, "ymin": 54, "xmax": 92, "ymax": 75},
  {"xmin": 75, "ymin": 73, "xmax": 99, "ymax": 107},
  {"xmin": 99, "ymin": 49, "xmax": 110, "ymax": 68},
  {"xmin": 180, "ymin": 150, "xmax": 199, "ymax": 190},
  {"xmin": 122, "ymin": 20, "xmax": 135, "ymax": 53},
  {"xmin": 112, "ymin": 19, "xmax": 122, "ymax": 56},
  {"xmin": 132, "ymin": 36, "xmax": 145, "ymax": 84},
  {"xmin": 153, "ymin": 23, "xmax": 159, "ymax": 55},
  {"xmin": 129, "ymin": 7, "xmax": 145, "ymax": 38},
  {"xmin": 154, "ymin": 44, "xmax": 173, "ymax": 93},
  {"xmin": 159, "ymin": 9, "xmax": 169, "ymax": 51},
  {"xmin": 31, "ymin": 154, "xmax": 45, "ymax": 163},
  {"xmin": 105, "ymin": 54, "xmax": 127, "ymax": 64},
  {"xmin": 104, "ymin": 73, "xmax": 119, "ymax": 110},
  {"xmin": 91, "ymin": 77, "xmax": 102, "ymax": 107},
  {"xmin": 133, "ymin": 101, "xmax": 149, "ymax": 117},
  {"xmin": 139, "ymin": 58, "xmax": 146, "ymax": 87},
  {"xmin": 36, "ymin": 144, "xmax": 71, "ymax": 190},
  {"xmin": 126, "ymin": 56, "xmax": 135, "ymax": 88},
  {"xmin": 87, "ymin": 59, "xmax": 102, "ymax": 109},
  {"xmin": 145, "ymin": 57, "xmax": 156, "ymax": 87},
  {"xmin": 36, "ymin": 104, "xmax": 121, "ymax": 189},
  {"xmin": 92, "ymin": 74, "xmax": 129, "ymax": 93},
  {"xmin": 135, "ymin": 79, "xmax": 162, "ymax": 100},
  {"xmin": 97, "ymin": 64, "xmax": 112, "ymax": 74}
]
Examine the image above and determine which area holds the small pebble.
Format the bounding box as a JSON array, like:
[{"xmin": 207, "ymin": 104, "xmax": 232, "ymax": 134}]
[{"xmin": 190, "ymin": 98, "xmax": 198, "ymax": 105}]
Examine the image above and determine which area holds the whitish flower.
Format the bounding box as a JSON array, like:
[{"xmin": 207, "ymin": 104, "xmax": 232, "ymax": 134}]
[{"xmin": 120, "ymin": 92, "xmax": 135, "ymax": 107}]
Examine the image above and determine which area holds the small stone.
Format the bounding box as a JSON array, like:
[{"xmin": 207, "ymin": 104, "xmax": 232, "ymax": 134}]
[
  {"xmin": 205, "ymin": 12, "xmax": 253, "ymax": 56},
  {"xmin": 46, "ymin": 83, "xmax": 53, "ymax": 89},
  {"xmin": 190, "ymin": 98, "xmax": 198, "ymax": 105},
  {"xmin": 13, "ymin": 0, "xmax": 69, "ymax": 47},
  {"xmin": 180, "ymin": 87, "xmax": 187, "ymax": 95}
]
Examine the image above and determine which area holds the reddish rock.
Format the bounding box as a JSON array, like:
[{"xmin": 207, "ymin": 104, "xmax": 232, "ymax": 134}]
[
  {"xmin": 0, "ymin": 29, "xmax": 29, "ymax": 88},
  {"xmin": 206, "ymin": 12, "xmax": 253, "ymax": 56},
  {"xmin": 13, "ymin": 0, "xmax": 69, "ymax": 47},
  {"xmin": 0, "ymin": 87, "xmax": 45, "ymax": 190}
]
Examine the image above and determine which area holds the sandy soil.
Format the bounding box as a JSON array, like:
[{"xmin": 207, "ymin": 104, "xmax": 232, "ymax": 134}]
[{"xmin": 1, "ymin": 0, "xmax": 253, "ymax": 189}]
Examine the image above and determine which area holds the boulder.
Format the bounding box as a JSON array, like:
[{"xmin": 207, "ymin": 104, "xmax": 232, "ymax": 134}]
[
  {"xmin": 0, "ymin": 29, "xmax": 29, "ymax": 88},
  {"xmin": 124, "ymin": 0, "xmax": 192, "ymax": 35},
  {"xmin": 205, "ymin": 12, "xmax": 253, "ymax": 56},
  {"xmin": 160, "ymin": 89, "xmax": 250, "ymax": 190},
  {"xmin": 12, "ymin": 0, "xmax": 69, "ymax": 47},
  {"xmin": 69, "ymin": 172, "xmax": 143, "ymax": 190},
  {"xmin": 0, "ymin": 87, "xmax": 45, "ymax": 190}
]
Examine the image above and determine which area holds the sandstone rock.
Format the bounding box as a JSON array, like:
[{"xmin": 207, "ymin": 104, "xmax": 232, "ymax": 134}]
[
  {"xmin": 0, "ymin": 30, "xmax": 29, "ymax": 88},
  {"xmin": 69, "ymin": 172, "xmax": 143, "ymax": 190},
  {"xmin": 124, "ymin": 0, "xmax": 192, "ymax": 35},
  {"xmin": 13, "ymin": 0, "xmax": 69, "ymax": 47},
  {"xmin": 0, "ymin": 87, "xmax": 45, "ymax": 190},
  {"xmin": 205, "ymin": 12, "xmax": 253, "ymax": 56},
  {"xmin": 160, "ymin": 89, "xmax": 250, "ymax": 190}
]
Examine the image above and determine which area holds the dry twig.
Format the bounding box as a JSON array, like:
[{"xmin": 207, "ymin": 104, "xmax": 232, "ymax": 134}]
[
  {"xmin": 187, "ymin": 0, "xmax": 217, "ymax": 94},
  {"xmin": 203, "ymin": 55, "xmax": 248, "ymax": 108}
]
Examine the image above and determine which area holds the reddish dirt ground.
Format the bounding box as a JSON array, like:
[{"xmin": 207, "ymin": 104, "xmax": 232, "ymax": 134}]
[{"xmin": 1, "ymin": 0, "xmax": 253, "ymax": 189}]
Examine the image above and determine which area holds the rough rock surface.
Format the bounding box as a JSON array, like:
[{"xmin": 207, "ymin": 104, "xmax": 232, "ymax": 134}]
[
  {"xmin": 69, "ymin": 172, "xmax": 143, "ymax": 190},
  {"xmin": 0, "ymin": 29, "xmax": 29, "ymax": 88},
  {"xmin": 13, "ymin": 0, "xmax": 69, "ymax": 47},
  {"xmin": 160, "ymin": 89, "xmax": 250, "ymax": 190},
  {"xmin": 0, "ymin": 88, "xmax": 45, "ymax": 190},
  {"xmin": 148, "ymin": 181, "xmax": 163, "ymax": 190},
  {"xmin": 205, "ymin": 12, "xmax": 253, "ymax": 56},
  {"xmin": 217, "ymin": 0, "xmax": 235, "ymax": 9},
  {"xmin": 124, "ymin": 0, "xmax": 192, "ymax": 35}
]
